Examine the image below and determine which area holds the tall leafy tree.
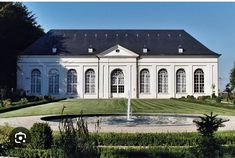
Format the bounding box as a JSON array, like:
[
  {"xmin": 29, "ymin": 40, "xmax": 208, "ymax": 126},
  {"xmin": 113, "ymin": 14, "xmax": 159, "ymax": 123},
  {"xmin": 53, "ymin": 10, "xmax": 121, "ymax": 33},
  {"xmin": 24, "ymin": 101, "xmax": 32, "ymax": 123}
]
[
  {"xmin": 0, "ymin": 2, "xmax": 44, "ymax": 89},
  {"xmin": 230, "ymin": 62, "xmax": 235, "ymax": 91}
]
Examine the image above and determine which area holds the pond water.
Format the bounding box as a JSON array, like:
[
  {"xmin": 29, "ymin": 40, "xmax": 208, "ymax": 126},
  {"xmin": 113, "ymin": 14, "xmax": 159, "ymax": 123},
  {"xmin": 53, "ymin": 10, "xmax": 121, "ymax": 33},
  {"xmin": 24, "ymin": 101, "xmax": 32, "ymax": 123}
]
[{"xmin": 41, "ymin": 115, "xmax": 198, "ymax": 127}]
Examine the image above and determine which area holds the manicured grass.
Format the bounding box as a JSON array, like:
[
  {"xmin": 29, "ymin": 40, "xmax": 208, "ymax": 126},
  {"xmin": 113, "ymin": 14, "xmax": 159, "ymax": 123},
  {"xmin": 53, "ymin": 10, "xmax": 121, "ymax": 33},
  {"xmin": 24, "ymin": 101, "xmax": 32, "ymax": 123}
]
[{"xmin": 1, "ymin": 99, "xmax": 235, "ymax": 118}]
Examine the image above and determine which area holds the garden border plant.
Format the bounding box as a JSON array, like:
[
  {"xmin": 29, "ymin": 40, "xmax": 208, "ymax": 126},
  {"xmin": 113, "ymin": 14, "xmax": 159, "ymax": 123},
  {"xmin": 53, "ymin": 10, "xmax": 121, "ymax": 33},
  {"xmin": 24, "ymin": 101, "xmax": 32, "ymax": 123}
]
[{"xmin": 0, "ymin": 97, "xmax": 66, "ymax": 113}]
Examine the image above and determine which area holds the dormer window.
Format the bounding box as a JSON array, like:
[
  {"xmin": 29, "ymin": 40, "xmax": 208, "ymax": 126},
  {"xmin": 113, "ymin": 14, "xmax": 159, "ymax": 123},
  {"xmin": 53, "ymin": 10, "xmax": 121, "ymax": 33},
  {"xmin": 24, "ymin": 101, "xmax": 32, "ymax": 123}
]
[
  {"xmin": 52, "ymin": 47, "xmax": 57, "ymax": 53},
  {"xmin": 178, "ymin": 45, "xmax": 184, "ymax": 53},
  {"xmin": 88, "ymin": 48, "xmax": 94, "ymax": 53},
  {"xmin": 178, "ymin": 48, "xmax": 183, "ymax": 53},
  {"xmin": 143, "ymin": 48, "xmax": 148, "ymax": 53}
]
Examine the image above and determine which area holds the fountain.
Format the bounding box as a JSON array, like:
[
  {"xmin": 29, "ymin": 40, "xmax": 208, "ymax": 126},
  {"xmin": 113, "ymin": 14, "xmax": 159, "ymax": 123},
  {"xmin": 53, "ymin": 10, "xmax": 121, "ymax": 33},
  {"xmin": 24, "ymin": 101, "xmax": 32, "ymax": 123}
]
[
  {"xmin": 127, "ymin": 91, "xmax": 133, "ymax": 121},
  {"xmin": 41, "ymin": 92, "xmax": 199, "ymax": 129}
]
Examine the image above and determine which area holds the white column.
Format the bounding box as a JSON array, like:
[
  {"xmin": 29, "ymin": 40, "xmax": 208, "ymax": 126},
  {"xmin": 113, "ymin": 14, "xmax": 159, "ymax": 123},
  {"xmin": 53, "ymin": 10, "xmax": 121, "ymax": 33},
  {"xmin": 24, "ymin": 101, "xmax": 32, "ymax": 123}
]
[{"xmin": 188, "ymin": 65, "xmax": 193, "ymax": 95}]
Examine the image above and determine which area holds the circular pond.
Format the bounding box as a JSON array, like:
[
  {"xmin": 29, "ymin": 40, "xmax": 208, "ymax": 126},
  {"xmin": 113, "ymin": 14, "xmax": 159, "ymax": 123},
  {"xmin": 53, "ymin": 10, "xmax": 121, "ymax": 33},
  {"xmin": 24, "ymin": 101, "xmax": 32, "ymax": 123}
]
[{"xmin": 41, "ymin": 114, "xmax": 198, "ymax": 127}]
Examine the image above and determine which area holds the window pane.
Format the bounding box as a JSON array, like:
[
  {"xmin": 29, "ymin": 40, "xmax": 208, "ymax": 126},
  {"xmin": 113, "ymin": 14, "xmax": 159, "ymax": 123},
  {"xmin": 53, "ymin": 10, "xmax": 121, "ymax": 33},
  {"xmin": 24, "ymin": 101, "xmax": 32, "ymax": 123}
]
[
  {"xmin": 140, "ymin": 69, "xmax": 150, "ymax": 93},
  {"xmin": 67, "ymin": 69, "xmax": 77, "ymax": 94},
  {"xmin": 85, "ymin": 69, "xmax": 95, "ymax": 94},
  {"xmin": 31, "ymin": 69, "xmax": 41, "ymax": 94},
  {"xmin": 194, "ymin": 69, "xmax": 204, "ymax": 93},
  {"xmin": 111, "ymin": 69, "xmax": 124, "ymax": 94},
  {"xmin": 49, "ymin": 69, "xmax": 59, "ymax": 95},
  {"xmin": 158, "ymin": 69, "xmax": 168, "ymax": 93},
  {"xmin": 176, "ymin": 69, "xmax": 186, "ymax": 93}
]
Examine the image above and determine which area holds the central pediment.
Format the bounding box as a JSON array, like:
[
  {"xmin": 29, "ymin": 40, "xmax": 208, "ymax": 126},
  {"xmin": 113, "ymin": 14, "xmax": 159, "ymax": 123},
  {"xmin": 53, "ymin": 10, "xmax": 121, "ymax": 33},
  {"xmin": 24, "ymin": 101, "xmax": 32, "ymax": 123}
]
[{"xmin": 97, "ymin": 45, "xmax": 139, "ymax": 58}]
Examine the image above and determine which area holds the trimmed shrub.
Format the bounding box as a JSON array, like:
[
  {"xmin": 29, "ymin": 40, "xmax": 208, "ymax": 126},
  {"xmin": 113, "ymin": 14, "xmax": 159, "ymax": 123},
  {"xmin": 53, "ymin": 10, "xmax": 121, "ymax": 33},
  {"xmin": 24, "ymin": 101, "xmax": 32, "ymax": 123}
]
[
  {"xmin": 30, "ymin": 123, "xmax": 53, "ymax": 149},
  {"xmin": 6, "ymin": 148, "xmax": 64, "ymax": 158},
  {"xmin": 197, "ymin": 96, "xmax": 210, "ymax": 101},
  {"xmin": 100, "ymin": 146, "xmax": 189, "ymax": 158},
  {"xmin": 0, "ymin": 98, "xmax": 65, "ymax": 113},
  {"xmin": 186, "ymin": 95, "xmax": 195, "ymax": 101},
  {"xmin": 44, "ymin": 96, "xmax": 54, "ymax": 101},
  {"xmin": 3, "ymin": 99, "xmax": 12, "ymax": 107},
  {"xmin": 216, "ymin": 97, "xmax": 222, "ymax": 103},
  {"xmin": 0, "ymin": 124, "xmax": 13, "ymax": 156},
  {"xmin": 20, "ymin": 97, "xmax": 28, "ymax": 104},
  {"xmin": 212, "ymin": 93, "xmax": 217, "ymax": 99}
]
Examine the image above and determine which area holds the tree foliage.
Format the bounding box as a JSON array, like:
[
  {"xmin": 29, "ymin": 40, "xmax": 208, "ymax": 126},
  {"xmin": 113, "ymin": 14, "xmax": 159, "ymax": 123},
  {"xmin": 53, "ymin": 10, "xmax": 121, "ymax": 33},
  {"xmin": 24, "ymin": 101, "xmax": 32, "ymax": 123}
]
[
  {"xmin": 0, "ymin": 2, "xmax": 44, "ymax": 88},
  {"xmin": 192, "ymin": 112, "xmax": 229, "ymax": 158},
  {"xmin": 193, "ymin": 112, "xmax": 228, "ymax": 137},
  {"xmin": 230, "ymin": 63, "xmax": 235, "ymax": 91},
  {"xmin": 30, "ymin": 122, "xmax": 53, "ymax": 149}
]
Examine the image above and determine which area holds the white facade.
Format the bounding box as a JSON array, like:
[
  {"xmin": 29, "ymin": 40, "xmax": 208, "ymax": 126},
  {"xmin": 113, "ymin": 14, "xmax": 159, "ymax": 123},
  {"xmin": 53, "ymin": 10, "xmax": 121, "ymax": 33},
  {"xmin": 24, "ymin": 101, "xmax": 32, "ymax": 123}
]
[{"xmin": 17, "ymin": 45, "xmax": 219, "ymax": 99}]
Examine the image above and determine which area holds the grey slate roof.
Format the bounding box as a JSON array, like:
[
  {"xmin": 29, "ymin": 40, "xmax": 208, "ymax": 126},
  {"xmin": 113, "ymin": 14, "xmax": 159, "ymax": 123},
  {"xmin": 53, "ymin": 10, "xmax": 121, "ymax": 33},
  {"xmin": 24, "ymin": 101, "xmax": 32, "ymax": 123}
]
[{"xmin": 23, "ymin": 29, "xmax": 220, "ymax": 57}]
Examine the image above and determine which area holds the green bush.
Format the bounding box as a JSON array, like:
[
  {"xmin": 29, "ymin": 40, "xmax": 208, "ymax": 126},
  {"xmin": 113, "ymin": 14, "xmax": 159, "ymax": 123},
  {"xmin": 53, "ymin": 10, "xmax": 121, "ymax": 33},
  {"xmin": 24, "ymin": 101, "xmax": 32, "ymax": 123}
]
[
  {"xmin": 192, "ymin": 113, "xmax": 228, "ymax": 158},
  {"xmin": 212, "ymin": 93, "xmax": 217, "ymax": 99},
  {"xmin": 0, "ymin": 98, "xmax": 65, "ymax": 113},
  {"xmin": 20, "ymin": 97, "xmax": 28, "ymax": 104},
  {"xmin": 0, "ymin": 125, "xmax": 13, "ymax": 155},
  {"xmin": 3, "ymin": 99, "xmax": 12, "ymax": 107},
  {"xmin": 44, "ymin": 95, "xmax": 54, "ymax": 101},
  {"xmin": 92, "ymin": 132, "xmax": 199, "ymax": 146},
  {"xmin": 216, "ymin": 97, "xmax": 222, "ymax": 103},
  {"xmin": 59, "ymin": 114, "xmax": 99, "ymax": 158},
  {"xmin": 90, "ymin": 131, "xmax": 235, "ymax": 147},
  {"xmin": 197, "ymin": 96, "xmax": 211, "ymax": 102},
  {"xmin": 30, "ymin": 123, "xmax": 53, "ymax": 149},
  {"xmin": 100, "ymin": 146, "xmax": 189, "ymax": 158},
  {"xmin": 6, "ymin": 148, "xmax": 64, "ymax": 158},
  {"xmin": 186, "ymin": 95, "xmax": 195, "ymax": 101}
]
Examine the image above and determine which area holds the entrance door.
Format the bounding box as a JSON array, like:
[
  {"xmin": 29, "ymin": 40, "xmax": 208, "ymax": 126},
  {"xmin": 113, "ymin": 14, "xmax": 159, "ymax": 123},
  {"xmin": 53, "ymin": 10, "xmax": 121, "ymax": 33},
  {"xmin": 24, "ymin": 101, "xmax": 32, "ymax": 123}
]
[{"xmin": 111, "ymin": 69, "xmax": 124, "ymax": 98}]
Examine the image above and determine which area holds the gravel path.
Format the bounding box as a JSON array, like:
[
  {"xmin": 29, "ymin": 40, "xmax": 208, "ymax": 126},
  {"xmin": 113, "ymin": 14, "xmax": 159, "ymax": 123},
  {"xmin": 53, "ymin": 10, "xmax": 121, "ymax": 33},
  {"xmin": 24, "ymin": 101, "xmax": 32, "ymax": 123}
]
[{"xmin": 0, "ymin": 114, "xmax": 234, "ymax": 133}]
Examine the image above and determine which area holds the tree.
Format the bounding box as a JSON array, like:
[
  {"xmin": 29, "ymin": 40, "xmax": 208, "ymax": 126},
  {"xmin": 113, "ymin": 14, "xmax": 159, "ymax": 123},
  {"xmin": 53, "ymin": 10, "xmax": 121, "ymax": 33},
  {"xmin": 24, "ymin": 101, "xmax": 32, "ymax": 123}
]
[
  {"xmin": 225, "ymin": 83, "xmax": 232, "ymax": 101},
  {"xmin": 191, "ymin": 112, "xmax": 229, "ymax": 158},
  {"xmin": 230, "ymin": 62, "xmax": 235, "ymax": 91},
  {"xmin": 0, "ymin": 2, "xmax": 44, "ymax": 89}
]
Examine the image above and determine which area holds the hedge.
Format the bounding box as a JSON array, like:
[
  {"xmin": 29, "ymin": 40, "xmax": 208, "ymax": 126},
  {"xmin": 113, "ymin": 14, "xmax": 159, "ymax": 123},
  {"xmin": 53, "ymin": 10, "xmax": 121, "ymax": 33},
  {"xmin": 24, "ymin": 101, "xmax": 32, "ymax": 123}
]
[
  {"xmin": 6, "ymin": 148, "xmax": 64, "ymax": 158},
  {"xmin": 5, "ymin": 145, "xmax": 235, "ymax": 158},
  {"xmin": 88, "ymin": 132, "xmax": 235, "ymax": 146},
  {"xmin": 0, "ymin": 98, "xmax": 65, "ymax": 113},
  {"xmin": 99, "ymin": 146, "xmax": 189, "ymax": 158},
  {"xmin": 172, "ymin": 97, "xmax": 235, "ymax": 110}
]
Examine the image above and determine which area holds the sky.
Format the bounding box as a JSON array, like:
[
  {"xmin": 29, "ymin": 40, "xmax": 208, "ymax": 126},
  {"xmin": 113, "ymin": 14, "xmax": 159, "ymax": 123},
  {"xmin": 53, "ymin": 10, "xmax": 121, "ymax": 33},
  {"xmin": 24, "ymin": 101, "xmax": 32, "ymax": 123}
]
[{"xmin": 23, "ymin": 2, "xmax": 235, "ymax": 91}]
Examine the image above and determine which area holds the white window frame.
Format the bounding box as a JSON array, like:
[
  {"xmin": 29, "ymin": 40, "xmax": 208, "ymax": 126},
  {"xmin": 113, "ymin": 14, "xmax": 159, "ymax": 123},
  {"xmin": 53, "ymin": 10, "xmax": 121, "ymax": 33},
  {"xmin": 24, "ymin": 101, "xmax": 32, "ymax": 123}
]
[
  {"xmin": 194, "ymin": 69, "xmax": 204, "ymax": 93},
  {"xmin": 176, "ymin": 69, "xmax": 186, "ymax": 93},
  {"xmin": 85, "ymin": 69, "xmax": 95, "ymax": 94},
  {"xmin": 31, "ymin": 69, "xmax": 41, "ymax": 95},
  {"xmin": 140, "ymin": 69, "xmax": 150, "ymax": 94},
  {"xmin": 111, "ymin": 69, "xmax": 124, "ymax": 94},
  {"xmin": 67, "ymin": 69, "xmax": 77, "ymax": 95},
  {"xmin": 158, "ymin": 69, "xmax": 168, "ymax": 93},
  {"xmin": 48, "ymin": 69, "xmax": 59, "ymax": 95}
]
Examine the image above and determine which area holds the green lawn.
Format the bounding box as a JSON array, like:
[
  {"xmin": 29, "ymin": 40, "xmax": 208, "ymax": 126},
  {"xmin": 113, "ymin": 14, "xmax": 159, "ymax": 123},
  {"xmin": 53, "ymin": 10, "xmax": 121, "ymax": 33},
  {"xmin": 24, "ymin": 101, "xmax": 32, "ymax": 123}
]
[{"xmin": 1, "ymin": 99, "xmax": 235, "ymax": 118}]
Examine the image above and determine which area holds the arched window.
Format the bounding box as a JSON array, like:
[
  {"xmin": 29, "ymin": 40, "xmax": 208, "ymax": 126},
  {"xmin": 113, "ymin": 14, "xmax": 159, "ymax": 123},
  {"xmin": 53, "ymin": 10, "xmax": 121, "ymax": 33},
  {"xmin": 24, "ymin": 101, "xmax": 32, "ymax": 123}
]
[
  {"xmin": 31, "ymin": 69, "xmax": 41, "ymax": 94},
  {"xmin": 176, "ymin": 69, "xmax": 186, "ymax": 93},
  {"xmin": 194, "ymin": 69, "xmax": 204, "ymax": 93},
  {"xmin": 85, "ymin": 69, "xmax": 95, "ymax": 94},
  {"xmin": 140, "ymin": 69, "xmax": 150, "ymax": 93},
  {"xmin": 158, "ymin": 69, "xmax": 168, "ymax": 93},
  {"xmin": 111, "ymin": 69, "xmax": 124, "ymax": 93},
  {"xmin": 67, "ymin": 69, "xmax": 77, "ymax": 94},
  {"xmin": 48, "ymin": 69, "xmax": 59, "ymax": 95}
]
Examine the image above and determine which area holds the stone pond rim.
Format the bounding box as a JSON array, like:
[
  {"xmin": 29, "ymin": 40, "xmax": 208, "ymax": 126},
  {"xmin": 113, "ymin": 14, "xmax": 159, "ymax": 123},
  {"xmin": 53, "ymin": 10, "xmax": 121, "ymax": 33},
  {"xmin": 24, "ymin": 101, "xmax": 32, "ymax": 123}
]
[{"xmin": 40, "ymin": 113, "xmax": 200, "ymax": 121}]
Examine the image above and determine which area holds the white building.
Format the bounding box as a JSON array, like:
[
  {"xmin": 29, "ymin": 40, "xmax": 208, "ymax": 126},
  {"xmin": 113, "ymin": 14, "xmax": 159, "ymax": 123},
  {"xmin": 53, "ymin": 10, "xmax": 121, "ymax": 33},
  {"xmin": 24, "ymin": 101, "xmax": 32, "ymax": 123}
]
[{"xmin": 17, "ymin": 30, "xmax": 220, "ymax": 99}]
